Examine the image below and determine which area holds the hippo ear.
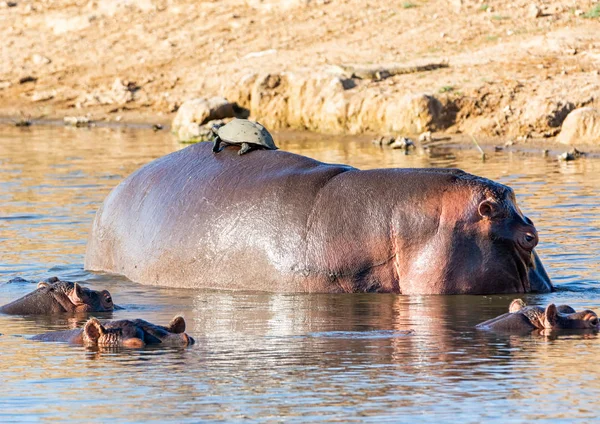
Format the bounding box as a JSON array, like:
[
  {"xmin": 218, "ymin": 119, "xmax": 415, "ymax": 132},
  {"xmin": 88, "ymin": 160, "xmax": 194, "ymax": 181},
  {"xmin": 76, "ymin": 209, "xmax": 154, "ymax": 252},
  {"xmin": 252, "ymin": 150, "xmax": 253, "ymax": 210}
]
[
  {"xmin": 68, "ymin": 283, "xmax": 84, "ymax": 305},
  {"xmin": 509, "ymin": 299, "xmax": 526, "ymax": 313},
  {"xmin": 168, "ymin": 316, "xmax": 186, "ymax": 334},
  {"xmin": 84, "ymin": 318, "xmax": 106, "ymax": 343},
  {"xmin": 478, "ymin": 200, "xmax": 501, "ymax": 220},
  {"xmin": 543, "ymin": 304, "xmax": 558, "ymax": 329},
  {"xmin": 37, "ymin": 281, "xmax": 51, "ymax": 289}
]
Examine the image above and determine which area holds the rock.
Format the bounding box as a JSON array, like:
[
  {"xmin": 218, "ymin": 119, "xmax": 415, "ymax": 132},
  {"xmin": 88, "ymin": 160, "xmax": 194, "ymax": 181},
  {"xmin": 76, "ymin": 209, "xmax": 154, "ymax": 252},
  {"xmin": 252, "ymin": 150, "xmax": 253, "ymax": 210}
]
[
  {"xmin": 31, "ymin": 90, "xmax": 55, "ymax": 102},
  {"xmin": 557, "ymin": 147, "xmax": 585, "ymax": 161},
  {"xmin": 390, "ymin": 137, "xmax": 415, "ymax": 150},
  {"xmin": 45, "ymin": 15, "xmax": 91, "ymax": 35},
  {"xmin": 557, "ymin": 108, "xmax": 600, "ymax": 145},
  {"xmin": 172, "ymin": 98, "xmax": 235, "ymax": 141},
  {"xmin": 63, "ymin": 116, "xmax": 91, "ymax": 127},
  {"xmin": 384, "ymin": 93, "xmax": 443, "ymax": 134},
  {"xmin": 528, "ymin": 4, "xmax": 542, "ymax": 18},
  {"xmin": 521, "ymin": 98, "xmax": 574, "ymax": 133},
  {"xmin": 111, "ymin": 78, "xmax": 136, "ymax": 104},
  {"xmin": 32, "ymin": 54, "xmax": 51, "ymax": 65},
  {"xmin": 0, "ymin": 81, "xmax": 11, "ymax": 90},
  {"xmin": 418, "ymin": 131, "xmax": 432, "ymax": 142}
]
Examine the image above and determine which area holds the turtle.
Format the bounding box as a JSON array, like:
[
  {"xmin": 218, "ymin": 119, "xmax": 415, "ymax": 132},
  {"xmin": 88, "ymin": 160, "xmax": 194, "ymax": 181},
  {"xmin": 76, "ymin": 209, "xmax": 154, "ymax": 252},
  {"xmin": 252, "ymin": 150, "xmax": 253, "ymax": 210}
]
[{"xmin": 211, "ymin": 118, "xmax": 278, "ymax": 155}]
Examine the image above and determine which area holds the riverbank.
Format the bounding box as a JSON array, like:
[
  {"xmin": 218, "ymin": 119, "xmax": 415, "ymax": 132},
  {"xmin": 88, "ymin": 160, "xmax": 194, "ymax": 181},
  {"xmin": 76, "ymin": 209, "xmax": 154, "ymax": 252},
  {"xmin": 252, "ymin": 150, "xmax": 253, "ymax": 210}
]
[{"xmin": 1, "ymin": 0, "xmax": 600, "ymax": 145}]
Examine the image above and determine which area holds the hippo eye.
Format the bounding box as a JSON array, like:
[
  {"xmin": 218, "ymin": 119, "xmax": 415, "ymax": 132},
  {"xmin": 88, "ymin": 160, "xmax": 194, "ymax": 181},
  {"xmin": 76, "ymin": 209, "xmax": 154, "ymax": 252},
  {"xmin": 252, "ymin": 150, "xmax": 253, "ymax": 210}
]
[
  {"xmin": 524, "ymin": 234, "xmax": 535, "ymax": 243},
  {"xmin": 104, "ymin": 295, "xmax": 112, "ymax": 304}
]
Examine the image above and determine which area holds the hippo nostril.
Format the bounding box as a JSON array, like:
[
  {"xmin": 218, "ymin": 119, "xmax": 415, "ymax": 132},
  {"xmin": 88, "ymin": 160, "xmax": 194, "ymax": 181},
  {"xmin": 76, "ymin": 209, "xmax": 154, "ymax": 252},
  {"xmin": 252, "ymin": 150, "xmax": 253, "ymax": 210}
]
[{"xmin": 591, "ymin": 318, "xmax": 599, "ymax": 327}]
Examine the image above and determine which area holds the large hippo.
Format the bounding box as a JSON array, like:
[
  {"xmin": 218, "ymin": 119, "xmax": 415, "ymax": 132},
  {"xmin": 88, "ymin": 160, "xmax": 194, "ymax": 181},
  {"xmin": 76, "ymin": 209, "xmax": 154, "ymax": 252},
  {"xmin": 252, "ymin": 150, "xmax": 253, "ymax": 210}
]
[
  {"xmin": 0, "ymin": 277, "xmax": 114, "ymax": 314},
  {"xmin": 85, "ymin": 142, "xmax": 553, "ymax": 294},
  {"xmin": 32, "ymin": 316, "xmax": 194, "ymax": 348},
  {"xmin": 477, "ymin": 299, "xmax": 600, "ymax": 332}
]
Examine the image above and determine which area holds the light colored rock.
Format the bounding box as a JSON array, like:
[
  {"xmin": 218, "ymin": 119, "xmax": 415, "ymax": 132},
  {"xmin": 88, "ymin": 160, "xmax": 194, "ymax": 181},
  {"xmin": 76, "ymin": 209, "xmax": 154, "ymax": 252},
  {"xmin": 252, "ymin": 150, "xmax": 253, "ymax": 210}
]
[
  {"xmin": 111, "ymin": 78, "xmax": 134, "ymax": 104},
  {"xmin": 45, "ymin": 15, "xmax": 91, "ymax": 35},
  {"xmin": 384, "ymin": 93, "xmax": 443, "ymax": 134},
  {"xmin": 172, "ymin": 97, "xmax": 236, "ymax": 141},
  {"xmin": 0, "ymin": 81, "xmax": 11, "ymax": 90},
  {"xmin": 64, "ymin": 116, "xmax": 91, "ymax": 127},
  {"xmin": 521, "ymin": 97, "xmax": 574, "ymax": 132},
  {"xmin": 32, "ymin": 54, "xmax": 51, "ymax": 65},
  {"xmin": 31, "ymin": 90, "xmax": 55, "ymax": 102},
  {"xmin": 557, "ymin": 107, "xmax": 600, "ymax": 145},
  {"xmin": 528, "ymin": 4, "xmax": 542, "ymax": 18}
]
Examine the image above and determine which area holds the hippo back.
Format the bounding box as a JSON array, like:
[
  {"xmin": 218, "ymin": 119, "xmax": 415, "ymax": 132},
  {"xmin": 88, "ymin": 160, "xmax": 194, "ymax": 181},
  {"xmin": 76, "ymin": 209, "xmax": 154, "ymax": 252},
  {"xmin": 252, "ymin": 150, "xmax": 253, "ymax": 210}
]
[{"xmin": 85, "ymin": 142, "xmax": 353, "ymax": 291}]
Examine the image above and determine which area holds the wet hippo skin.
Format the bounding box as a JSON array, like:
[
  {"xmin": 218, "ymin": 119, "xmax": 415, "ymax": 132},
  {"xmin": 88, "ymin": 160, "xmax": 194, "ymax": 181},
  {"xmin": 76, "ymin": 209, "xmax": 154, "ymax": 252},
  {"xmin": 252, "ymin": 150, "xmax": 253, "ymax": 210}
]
[
  {"xmin": 0, "ymin": 277, "xmax": 114, "ymax": 315},
  {"xmin": 32, "ymin": 316, "xmax": 194, "ymax": 348},
  {"xmin": 477, "ymin": 299, "xmax": 600, "ymax": 332},
  {"xmin": 85, "ymin": 142, "xmax": 553, "ymax": 295}
]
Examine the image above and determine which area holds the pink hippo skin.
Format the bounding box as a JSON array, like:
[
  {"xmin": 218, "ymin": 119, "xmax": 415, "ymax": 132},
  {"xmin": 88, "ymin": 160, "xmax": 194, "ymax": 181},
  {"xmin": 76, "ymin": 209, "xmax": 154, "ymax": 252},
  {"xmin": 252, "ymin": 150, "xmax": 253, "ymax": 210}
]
[{"xmin": 84, "ymin": 143, "xmax": 553, "ymax": 295}]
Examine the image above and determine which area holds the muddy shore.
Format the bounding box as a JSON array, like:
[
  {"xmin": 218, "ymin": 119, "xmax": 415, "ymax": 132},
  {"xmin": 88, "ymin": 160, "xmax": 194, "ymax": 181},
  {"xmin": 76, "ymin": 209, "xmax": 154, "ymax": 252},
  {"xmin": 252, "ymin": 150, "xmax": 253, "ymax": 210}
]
[{"xmin": 1, "ymin": 0, "xmax": 599, "ymax": 146}]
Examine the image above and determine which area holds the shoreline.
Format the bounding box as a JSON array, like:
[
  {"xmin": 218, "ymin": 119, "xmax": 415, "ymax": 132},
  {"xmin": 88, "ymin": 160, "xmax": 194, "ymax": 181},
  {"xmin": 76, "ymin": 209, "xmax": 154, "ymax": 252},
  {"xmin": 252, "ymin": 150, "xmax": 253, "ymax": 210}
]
[{"xmin": 3, "ymin": 114, "xmax": 599, "ymax": 159}]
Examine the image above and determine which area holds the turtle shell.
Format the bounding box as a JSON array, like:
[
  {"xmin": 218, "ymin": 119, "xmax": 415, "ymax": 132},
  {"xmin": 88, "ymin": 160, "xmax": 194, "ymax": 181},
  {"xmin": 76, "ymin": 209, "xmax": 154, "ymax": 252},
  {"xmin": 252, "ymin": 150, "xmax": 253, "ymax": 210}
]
[{"xmin": 217, "ymin": 119, "xmax": 277, "ymax": 149}]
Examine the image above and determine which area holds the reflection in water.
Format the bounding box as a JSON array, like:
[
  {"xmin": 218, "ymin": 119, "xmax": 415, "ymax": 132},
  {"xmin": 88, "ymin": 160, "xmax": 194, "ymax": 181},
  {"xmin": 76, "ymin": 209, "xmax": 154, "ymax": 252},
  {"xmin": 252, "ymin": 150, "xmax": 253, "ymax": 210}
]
[{"xmin": 0, "ymin": 125, "xmax": 599, "ymax": 421}]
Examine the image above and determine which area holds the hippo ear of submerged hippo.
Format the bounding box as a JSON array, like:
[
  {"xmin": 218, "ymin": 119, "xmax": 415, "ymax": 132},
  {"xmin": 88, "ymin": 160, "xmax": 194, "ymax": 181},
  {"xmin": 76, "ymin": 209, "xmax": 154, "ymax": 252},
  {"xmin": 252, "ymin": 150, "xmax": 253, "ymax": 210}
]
[
  {"xmin": 542, "ymin": 304, "xmax": 559, "ymax": 329},
  {"xmin": 83, "ymin": 317, "xmax": 106, "ymax": 343},
  {"xmin": 168, "ymin": 316, "xmax": 186, "ymax": 334}
]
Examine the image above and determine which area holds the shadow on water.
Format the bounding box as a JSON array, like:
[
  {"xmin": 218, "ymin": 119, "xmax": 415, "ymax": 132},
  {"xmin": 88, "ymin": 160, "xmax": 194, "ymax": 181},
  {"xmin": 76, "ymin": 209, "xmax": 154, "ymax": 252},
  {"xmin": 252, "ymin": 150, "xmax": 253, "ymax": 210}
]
[{"xmin": 0, "ymin": 125, "xmax": 599, "ymax": 421}]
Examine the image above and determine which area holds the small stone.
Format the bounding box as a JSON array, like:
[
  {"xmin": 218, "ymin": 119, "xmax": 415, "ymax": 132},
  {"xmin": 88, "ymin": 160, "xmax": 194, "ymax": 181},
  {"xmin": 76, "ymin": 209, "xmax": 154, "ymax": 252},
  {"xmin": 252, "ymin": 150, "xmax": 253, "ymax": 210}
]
[
  {"xmin": 371, "ymin": 136, "xmax": 384, "ymax": 146},
  {"xmin": 528, "ymin": 4, "xmax": 542, "ymax": 18},
  {"xmin": 31, "ymin": 90, "xmax": 55, "ymax": 102},
  {"xmin": 390, "ymin": 137, "xmax": 415, "ymax": 150},
  {"xmin": 418, "ymin": 131, "xmax": 433, "ymax": 142},
  {"xmin": 504, "ymin": 139, "xmax": 515, "ymax": 147},
  {"xmin": 63, "ymin": 116, "xmax": 91, "ymax": 127},
  {"xmin": 494, "ymin": 146, "xmax": 504, "ymax": 152},
  {"xmin": 0, "ymin": 81, "xmax": 11, "ymax": 90},
  {"xmin": 32, "ymin": 54, "xmax": 51, "ymax": 65},
  {"xmin": 574, "ymin": 9, "xmax": 584, "ymax": 16},
  {"xmin": 152, "ymin": 124, "xmax": 163, "ymax": 131}
]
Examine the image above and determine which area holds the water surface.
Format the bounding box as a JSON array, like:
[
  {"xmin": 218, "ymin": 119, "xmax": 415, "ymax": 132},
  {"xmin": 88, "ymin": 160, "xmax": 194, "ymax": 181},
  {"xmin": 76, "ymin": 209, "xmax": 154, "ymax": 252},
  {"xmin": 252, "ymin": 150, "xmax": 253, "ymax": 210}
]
[{"xmin": 0, "ymin": 126, "xmax": 599, "ymax": 422}]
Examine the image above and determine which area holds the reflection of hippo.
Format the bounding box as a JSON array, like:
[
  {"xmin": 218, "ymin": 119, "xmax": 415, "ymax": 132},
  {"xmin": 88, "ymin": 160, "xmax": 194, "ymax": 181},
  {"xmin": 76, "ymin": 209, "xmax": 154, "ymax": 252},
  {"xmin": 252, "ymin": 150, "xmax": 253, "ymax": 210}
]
[
  {"xmin": 32, "ymin": 316, "xmax": 194, "ymax": 348},
  {"xmin": 85, "ymin": 143, "xmax": 553, "ymax": 295},
  {"xmin": 476, "ymin": 299, "xmax": 600, "ymax": 332},
  {"xmin": 0, "ymin": 278, "xmax": 114, "ymax": 315}
]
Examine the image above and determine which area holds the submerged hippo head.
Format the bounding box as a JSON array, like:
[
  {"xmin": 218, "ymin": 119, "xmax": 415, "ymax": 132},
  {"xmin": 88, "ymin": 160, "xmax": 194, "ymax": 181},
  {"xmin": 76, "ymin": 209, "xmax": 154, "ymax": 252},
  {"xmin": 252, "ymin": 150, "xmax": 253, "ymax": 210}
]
[
  {"xmin": 0, "ymin": 278, "xmax": 114, "ymax": 315},
  {"xmin": 477, "ymin": 299, "xmax": 600, "ymax": 332},
  {"xmin": 82, "ymin": 316, "xmax": 194, "ymax": 348},
  {"xmin": 434, "ymin": 175, "xmax": 552, "ymax": 294}
]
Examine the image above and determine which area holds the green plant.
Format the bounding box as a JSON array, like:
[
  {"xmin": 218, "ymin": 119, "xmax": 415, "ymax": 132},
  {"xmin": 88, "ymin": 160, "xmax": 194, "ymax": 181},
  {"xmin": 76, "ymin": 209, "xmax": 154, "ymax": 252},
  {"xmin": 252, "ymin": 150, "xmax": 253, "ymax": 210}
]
[
  {"xmin": 479, "ymin": 4, "xmax": 489, "ymax": 11},
  {"xmin": 491, "ymin": 14, "xmax": 510, "ymax": 20},
  {"xmin": 402, "ymin": 2, "xmax": 417, "ymax": 8},
  {"xmin": 485, "ymin": 35, "xmax": 499, "ymax": 42},
  {"xmin": 439, "ymin": 85, "xmax": 454, "ymax": 93},
  {"xmin": 584, "ymin": 5, "xmax": 600, "ymax": 18}
]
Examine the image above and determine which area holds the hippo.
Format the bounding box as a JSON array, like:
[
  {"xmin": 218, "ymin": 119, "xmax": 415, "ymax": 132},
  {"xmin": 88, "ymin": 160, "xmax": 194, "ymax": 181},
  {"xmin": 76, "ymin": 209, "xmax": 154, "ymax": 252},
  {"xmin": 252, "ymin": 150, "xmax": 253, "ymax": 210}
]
[
  {"xmin": 85, "ymin": 142, "xmax": 553, "ymax": 295},
  {"xmin": 0, "ymin": 278, "xmax": 114, "ymax": 314},
  {"xmin": 32, "ymin": 316, "xmax": 194, "ymax": 348},
  {"xmin": 476, "ymin": 299, "xmax": 600, "ymax": 332}
]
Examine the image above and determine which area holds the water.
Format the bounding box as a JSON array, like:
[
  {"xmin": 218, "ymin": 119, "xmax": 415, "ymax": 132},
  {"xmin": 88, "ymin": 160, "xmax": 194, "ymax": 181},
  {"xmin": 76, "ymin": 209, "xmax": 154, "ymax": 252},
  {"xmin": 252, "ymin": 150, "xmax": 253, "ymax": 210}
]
[{"xmin": 0, "ymin": 125, "xmax": 599, "ymax": 422}]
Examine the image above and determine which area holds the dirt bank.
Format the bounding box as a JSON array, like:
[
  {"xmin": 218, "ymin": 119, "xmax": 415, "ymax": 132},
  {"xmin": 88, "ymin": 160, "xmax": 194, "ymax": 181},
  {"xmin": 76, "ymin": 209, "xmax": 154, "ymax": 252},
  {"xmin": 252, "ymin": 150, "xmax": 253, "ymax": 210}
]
[{"xmin": 1, "ymin": 0, "xmax": 599, "ymax": 143}]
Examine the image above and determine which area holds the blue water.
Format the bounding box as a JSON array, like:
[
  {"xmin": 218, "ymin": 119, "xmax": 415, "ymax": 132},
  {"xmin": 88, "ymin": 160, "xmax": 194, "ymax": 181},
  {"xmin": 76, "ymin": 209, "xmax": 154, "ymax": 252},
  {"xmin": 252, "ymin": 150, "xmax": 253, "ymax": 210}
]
[{"xmin": 0, "ymin": 125, "xmax": 599, "ymax": 422}]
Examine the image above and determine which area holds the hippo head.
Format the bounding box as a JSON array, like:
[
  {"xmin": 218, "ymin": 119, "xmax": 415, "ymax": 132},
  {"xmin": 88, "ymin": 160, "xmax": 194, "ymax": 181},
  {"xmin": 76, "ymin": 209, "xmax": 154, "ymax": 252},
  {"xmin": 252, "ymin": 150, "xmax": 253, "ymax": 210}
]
[
  {"xmin": 477, "ymin": 299, "xmax": 600, "ymax": 332},
  {"xmin": 509, "ymin": 299, "xmax": 600, "ymax": 330},
  {"xmin": 446, "ymin": 178, "xmax": 553, "ymax": 294},
  {"xmin": 82, "ymin": 316, "xmax": 194, "ymax": 348},
  {"xmin": 39, "ymin": 281, "xmax": 114, "ymax": 312}
]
